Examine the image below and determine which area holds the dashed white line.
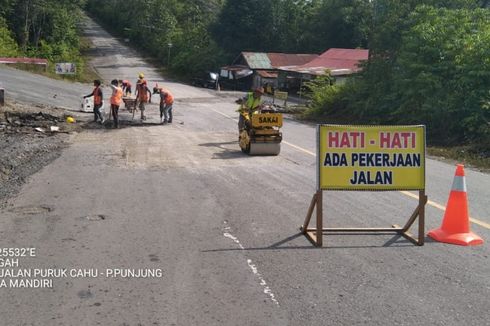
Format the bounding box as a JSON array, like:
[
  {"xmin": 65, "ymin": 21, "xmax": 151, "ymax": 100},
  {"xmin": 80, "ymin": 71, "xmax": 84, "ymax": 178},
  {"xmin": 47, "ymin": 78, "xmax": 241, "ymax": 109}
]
[
  {"xmin": 223, "ymin": 229, "xmax": 279, "ymax": 306},
  {"xmin": 247, "ymin": 259, "xmax": 279, "ymax": 305},
  {"xmin": 223, "ymin": 232, "xmax": 245, "ymax": 250}
]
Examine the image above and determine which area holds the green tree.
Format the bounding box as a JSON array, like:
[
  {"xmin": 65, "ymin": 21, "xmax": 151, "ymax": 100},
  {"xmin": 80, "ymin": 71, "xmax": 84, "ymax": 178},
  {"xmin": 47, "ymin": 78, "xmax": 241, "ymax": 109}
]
[
  {"xmin": 268, "ymin": 0, "xmax": 319, "ymax": 53},
  {"xmin": 305, "ymin": 1, "xmax": 489, "ymax": 152},
  {"xmin": 211, "ymin": 0, "xmax": 275, "ymax": 55},
  {"xmin": 391, "ymin": 6, "xmax": 490, "ymax": 147},
  {"xmin": 0, "ymin": 17, "xmax": 18, "ymax": 56},
  {"xmin": 303, "ymin": 0, "xmax": 372, "ymax": 52}
]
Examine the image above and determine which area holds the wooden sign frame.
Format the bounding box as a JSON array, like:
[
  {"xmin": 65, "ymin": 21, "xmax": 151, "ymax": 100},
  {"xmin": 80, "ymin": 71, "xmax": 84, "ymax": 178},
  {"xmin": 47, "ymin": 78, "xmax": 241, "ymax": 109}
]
[{"xmin": 300, "ymin": 190, "xmax": 427, "ymax": 247}]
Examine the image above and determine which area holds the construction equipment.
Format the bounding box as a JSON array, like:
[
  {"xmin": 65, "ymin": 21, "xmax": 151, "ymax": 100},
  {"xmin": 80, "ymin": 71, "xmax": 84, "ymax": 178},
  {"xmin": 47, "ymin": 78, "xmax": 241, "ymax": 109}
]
[
  {"xmin": 238, "ymin": 105, "xmax": 283, "ymax": 155},
  {"xmin": 122, "ymin": 97, "xmax": 138, "ymax": 120}
]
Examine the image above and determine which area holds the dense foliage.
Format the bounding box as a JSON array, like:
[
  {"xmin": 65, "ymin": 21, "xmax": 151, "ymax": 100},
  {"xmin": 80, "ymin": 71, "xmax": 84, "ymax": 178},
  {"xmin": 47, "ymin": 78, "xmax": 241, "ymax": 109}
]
[
  {"xmin": 0, "ymin": 17, "xmax": 18, "ymax": 57},
  {"xmin": 306, "ymin": 1, "xmax": 490, "ymax": 152},
  {"xmin": 392, "ymin": 6, "xmax": 490, "ymax": 147},
  {"xmin": 0, "ymin": 0, "xmax": 86, "ymax": 76},
  {"xmin": 212, "ymin": 0, "xmax": 371, "ymax": 55}
]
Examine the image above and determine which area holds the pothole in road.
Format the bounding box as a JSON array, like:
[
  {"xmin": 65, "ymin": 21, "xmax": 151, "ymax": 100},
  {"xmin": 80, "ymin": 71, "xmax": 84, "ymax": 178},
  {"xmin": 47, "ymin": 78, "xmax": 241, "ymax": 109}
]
[
  {"xmin": 84, "ymin": 214, "xmax": 106, "ymax": 221},
  {"xmin": 8, "ymin": 205, "xmax": 53, "ymax": 215},
  {"xmin": 149, "ymin": 254, "xmax": 160, "ymax": 262},
  {"xmin": 77, "ymin": 289, "xmax": 93, "ymax": 299}
]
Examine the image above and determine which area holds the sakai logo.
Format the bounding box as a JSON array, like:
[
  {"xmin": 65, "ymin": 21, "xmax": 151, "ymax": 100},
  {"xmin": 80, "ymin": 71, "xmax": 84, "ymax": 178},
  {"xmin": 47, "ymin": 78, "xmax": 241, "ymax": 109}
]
[{"xmin": 258, "ymin": 116, "xmax": 279, "ymax": 124}]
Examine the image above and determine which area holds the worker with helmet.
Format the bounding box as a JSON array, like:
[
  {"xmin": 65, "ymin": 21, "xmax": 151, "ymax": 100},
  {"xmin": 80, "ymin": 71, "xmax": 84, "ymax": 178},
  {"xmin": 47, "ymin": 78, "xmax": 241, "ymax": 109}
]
[
  {"xmin": 83, "ymin": 79, "xmax": 104, "ymax": 123},
  {"xmin": 153, "ymin": 85, "xmax": 174, "ymax": 124},
  {"xmin": 237, "ymin": 87, "xmax": 264, "ymax": 131},
  {"xmin": 135, "ymin": 73, "xmax": 152, "ymax": 120}
]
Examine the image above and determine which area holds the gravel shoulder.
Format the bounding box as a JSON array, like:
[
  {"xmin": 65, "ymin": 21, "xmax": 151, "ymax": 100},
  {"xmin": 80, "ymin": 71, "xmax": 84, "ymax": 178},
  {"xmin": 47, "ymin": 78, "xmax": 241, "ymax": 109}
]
[{"xmin": 0, "ymin": 101, "xmax": 82, "ymax": 207}]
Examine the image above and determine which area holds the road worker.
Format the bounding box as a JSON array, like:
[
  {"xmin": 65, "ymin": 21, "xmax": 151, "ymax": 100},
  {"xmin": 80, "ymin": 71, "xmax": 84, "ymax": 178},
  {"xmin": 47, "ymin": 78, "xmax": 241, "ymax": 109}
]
[
  {"xmin": 118, "ymin": 79, "xmax": 132, "ymax": 96},
  {"xmin": 110, "ymin": 79, "xmax": 123, "ymax": 128},
  {"xmin": 237, "ymin": 87, "xmax": 264, "ymax": 131},
  {"xmin": 135, "ymin": 73, "xmax": 152, "ymax": 120},
  {"xmin": 153, "ymin": 86, "xmax": 174, "ymax": 124},
  {"xmin": 83, "ymin": 79, "xmax": 104, "ymax": 123}
]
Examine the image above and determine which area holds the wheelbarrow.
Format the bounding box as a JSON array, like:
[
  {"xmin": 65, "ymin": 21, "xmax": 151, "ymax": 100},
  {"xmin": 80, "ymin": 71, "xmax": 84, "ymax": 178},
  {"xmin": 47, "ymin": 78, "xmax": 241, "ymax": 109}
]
[{"xmin": 122, "ymin": 97, "xmax": 138, "ymax": 120}]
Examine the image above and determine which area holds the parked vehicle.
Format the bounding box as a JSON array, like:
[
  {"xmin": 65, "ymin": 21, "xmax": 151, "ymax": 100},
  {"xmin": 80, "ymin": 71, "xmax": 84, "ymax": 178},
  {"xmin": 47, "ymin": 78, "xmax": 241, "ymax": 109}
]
[{"xmin": 191, "ymin": 72, "xmax": 219, "ymax": 89}]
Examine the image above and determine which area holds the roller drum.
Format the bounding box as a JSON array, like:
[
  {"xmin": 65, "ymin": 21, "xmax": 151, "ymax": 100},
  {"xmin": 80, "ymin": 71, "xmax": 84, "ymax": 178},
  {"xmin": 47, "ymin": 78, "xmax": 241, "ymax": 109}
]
[{"xmin": 249, "ymin": 143, "xmax": 281, "ymax": 156}]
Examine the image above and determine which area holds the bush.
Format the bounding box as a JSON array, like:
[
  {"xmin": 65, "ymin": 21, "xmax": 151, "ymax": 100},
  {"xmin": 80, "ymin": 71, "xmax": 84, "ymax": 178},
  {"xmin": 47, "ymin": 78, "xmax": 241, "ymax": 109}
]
[{"xmin": 0, "ymin": 18, "xmax": 18, "ymax": 57}]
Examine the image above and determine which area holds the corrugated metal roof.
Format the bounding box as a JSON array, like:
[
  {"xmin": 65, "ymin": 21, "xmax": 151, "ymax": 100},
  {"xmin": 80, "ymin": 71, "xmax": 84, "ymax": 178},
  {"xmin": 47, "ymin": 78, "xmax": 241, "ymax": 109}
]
[
  {"xmin": 221, "ymin": 65, "xmax": 250, "ymax": 72},
  {"xmin": 325, "ymin": 48, "xmax": 368, "ymax": 61},
  {"xmin": 279, "ymin": 66, "xmax": 354, "ymax": 76},
  {"xmin": 257, "ymin": 70, "xmax": 278, "ymax": 78},
  {"xmin": 278, "ymin": 48, "xmax": 369, "ymax": 76},
  {"xmin": 267, "ymin": 53, "xmax": 318, "ymax": 68},
  {"xmin": 302, "ymin": 48, "xmax": 368, "ymax": 71},
  {"xmin": 240, "ymin": 52, "xmax": 318, "ymax": 70},
  {"xmin": 242, "ymin": 52, "xmax": 272, "ymax": 69}
]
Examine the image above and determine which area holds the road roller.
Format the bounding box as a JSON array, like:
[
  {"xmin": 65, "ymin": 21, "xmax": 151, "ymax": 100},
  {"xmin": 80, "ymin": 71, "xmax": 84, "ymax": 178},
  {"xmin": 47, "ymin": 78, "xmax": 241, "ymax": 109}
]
[{"xmin": 238, "ymin": 106, "xmax": 283, "ymax": 155}]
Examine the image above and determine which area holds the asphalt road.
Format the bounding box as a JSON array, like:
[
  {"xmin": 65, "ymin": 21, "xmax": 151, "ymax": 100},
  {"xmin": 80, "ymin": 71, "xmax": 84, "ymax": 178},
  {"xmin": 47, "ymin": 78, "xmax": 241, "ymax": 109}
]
[
  {"xmin": 0, "ymin": 65, "xmax": 88, "ymax": 111},
  {"xmin": 0, "ymin": 15, "xmax": 489, "ymax": 326}
]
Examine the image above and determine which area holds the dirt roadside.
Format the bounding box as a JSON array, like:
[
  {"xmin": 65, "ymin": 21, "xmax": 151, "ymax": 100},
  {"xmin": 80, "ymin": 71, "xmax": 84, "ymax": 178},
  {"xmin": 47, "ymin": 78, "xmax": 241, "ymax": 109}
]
[{"xmin": 0, "ymin": 101, "xmax": 85, "ymax": 208}]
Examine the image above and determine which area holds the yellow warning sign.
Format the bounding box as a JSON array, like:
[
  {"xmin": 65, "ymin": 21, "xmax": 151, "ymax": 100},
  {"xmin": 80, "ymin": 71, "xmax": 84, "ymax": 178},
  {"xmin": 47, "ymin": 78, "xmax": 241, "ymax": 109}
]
[{"xmin": 318, "ymin": 125, "xmax": 426, "ymax": 190}]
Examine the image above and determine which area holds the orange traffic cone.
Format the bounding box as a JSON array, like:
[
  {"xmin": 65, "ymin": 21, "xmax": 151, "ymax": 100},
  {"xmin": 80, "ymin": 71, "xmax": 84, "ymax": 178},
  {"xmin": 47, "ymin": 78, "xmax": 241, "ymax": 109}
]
[{"xmin": 428, "ymin": 164, "xmax": 483, "ymax": 246}]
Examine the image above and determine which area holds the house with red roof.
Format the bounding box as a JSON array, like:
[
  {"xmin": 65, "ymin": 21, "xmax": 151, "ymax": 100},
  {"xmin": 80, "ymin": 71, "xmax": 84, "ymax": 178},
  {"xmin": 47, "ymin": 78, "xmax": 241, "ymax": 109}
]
[
  {"xmin": 219, "ymin": 52, "xmax": 318, "ymax": 91},
  {"xmin": 277, "ymin": 48, "xmax": 369, "ymax": 93}
]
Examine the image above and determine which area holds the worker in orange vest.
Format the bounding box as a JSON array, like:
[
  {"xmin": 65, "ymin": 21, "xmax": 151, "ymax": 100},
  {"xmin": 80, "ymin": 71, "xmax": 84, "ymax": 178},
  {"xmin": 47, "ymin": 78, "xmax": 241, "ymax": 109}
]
[
  {"xmin": 110, "ymin": 79, "xmax": 123, "ymax": 128},
  {"xmin": 118, "ymin": 79, "xmax": 132, "ymax": 96},
  {"xmin": 135, "ymin": 73, "xmax": 152, "ymax": 120},
  {"xmin": 83, "ymin": 79, "xmax": 104, "ymax": 123},
  {"xmin": 153, "ymin": 85, "xmax": 174, "ymax": 124}
]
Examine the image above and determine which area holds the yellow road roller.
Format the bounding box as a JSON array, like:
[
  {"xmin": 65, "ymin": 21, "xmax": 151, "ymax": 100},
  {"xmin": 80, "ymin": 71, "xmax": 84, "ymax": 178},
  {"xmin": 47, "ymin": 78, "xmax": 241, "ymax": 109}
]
[{"xmin": 238, "ymin": 106, "xmax": 283, "ymax": 155}]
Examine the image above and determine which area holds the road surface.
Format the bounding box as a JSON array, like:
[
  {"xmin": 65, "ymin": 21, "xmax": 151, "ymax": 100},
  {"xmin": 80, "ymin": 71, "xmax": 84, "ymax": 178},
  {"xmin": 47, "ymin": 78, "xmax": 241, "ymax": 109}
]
[{"xmin": 0, "ymin": 15, "xmax": 488, "ymax": 326}]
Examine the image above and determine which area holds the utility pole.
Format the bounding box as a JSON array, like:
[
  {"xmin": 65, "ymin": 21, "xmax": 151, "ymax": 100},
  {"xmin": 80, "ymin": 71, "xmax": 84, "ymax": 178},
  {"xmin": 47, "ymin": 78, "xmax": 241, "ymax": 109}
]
[{"xmin": 167, "ymin": 43, "xmax": 173, "ymax": 66}]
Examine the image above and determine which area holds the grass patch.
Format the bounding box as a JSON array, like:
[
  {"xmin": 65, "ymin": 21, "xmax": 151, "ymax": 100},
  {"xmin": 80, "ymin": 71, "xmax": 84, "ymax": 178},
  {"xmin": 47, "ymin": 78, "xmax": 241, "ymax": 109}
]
[{"xmin": 427, "ymin": 146, "xmax": 490, "ymax": 172}]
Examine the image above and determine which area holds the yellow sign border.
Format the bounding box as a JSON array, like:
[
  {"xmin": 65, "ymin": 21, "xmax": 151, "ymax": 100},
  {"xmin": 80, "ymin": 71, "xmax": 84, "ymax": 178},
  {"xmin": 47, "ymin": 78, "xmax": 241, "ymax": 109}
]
[{"xmin": 317, "ymin": 124, "xmax": 426, "ymax": 191}]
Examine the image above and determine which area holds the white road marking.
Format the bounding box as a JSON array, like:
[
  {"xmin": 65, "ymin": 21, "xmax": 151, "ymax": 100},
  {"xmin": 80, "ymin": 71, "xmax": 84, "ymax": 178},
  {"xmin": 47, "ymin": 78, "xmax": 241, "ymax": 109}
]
[
  {"xmin": 223, "ymin": 232, "xmax": 245, "ymax": 250},
  {"xmin": 247, "ymin": 259, "xmax": 279, "ymax": 305},
  {"xmin": 223, "ymin": 230, "xmax": 279, "ymax": 306},
  {"xmin": 212, "ymin": 108, "xmax": 489, "ymax": 230}
]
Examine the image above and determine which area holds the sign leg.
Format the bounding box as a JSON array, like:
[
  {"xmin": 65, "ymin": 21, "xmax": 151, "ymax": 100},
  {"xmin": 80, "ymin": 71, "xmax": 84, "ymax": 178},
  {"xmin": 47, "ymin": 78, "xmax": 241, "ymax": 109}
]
[
  {"xmin": 418, "ymin": 190, "xmax": 426, "ymax": 245},
  {"xmin": 316, "ymin": 190, "xmax": 323, "ymax": 247},
  {"xmin": 301, "ymin": 193, "xmax": 317, "ymax": 234}
]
